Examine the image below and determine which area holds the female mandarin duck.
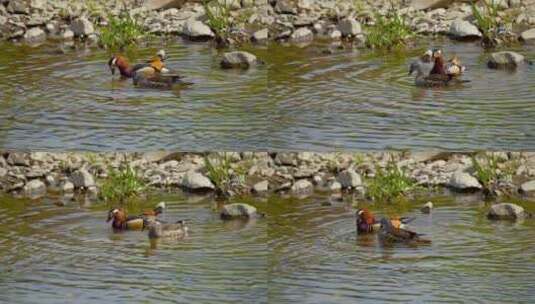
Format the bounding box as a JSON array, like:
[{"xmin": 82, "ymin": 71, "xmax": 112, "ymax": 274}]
[
  {"xmin": 378, "ymin": 217, "xmax": 431, "ymax": 244},
  {"xmin": 146, "ymin": 219, "xmax": 189, "ymax": 239},
  {"xmin": 106, "ymin": 202, "xmax": 166, "ymax": 230},
  {"xmin": 108, "ymin": 50, "xmax": 189, "ymax": 88},
  {"xmin": 355, "ymin": 208, "xmax": 414, "ymax": 233}
]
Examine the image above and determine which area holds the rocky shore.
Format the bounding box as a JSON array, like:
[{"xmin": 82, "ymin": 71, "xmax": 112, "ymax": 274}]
[
  {"xmin": 3, "ymin": 0, "xmax": 535, "ymax": 47},
  {"xmin": 2, "ymin": 151, "xmax": 535, "ymax": 201}
]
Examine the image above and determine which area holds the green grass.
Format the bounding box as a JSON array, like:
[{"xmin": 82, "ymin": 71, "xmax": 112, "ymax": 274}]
[
  {"xmin": 203, "ymin": 0, "xmax": 233, "ymax": 41},
  {"xmin": 204, "ymin": 154, "xmax": 247, "ymax": 195},
  {"xmin": 471, "ymin": 152, "xmax": 519, "ymax": 190},
  {"xmin": 99, "ymin": 164, "xmax": 146, "ymax": 202},
  {"xmin": 366, "ymin": 159, "xmax": 415, "ymax": 202},
  {"xmin": 366, "ymin": 10, "xmax": 413, "ymax": 49},
  {"xmin": 471, "ymin": 0, "xmax": 500, "ymax": 44},
  {"xmin": 98, "ymin": 11, "xmax": 146, "ymax": 50}
]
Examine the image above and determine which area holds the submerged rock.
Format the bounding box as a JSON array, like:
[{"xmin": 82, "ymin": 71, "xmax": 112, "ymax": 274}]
[
  {"xmin": 448, "ymin": 171, "xmax": 482, "ymax": 190},
  {"xmin": 449, "ymin": 19, "xmax": 482, "ymax": 38},
  {"xmin": 24, "ymin": 27, "xmax": 46, "ymax": 44},
  {"xmin": 291, "ymin": 179, "xmax": 313, "ymax": 194},
  {"xmin": 487, "ymin": 203, "xmax": 531, "ymax": 220},
  {"xmin": 487, "ymin": 51, "xmax": 525, "ymax": 69},
  {"xmin": 23, "ymin": 179, "xmax": 46, "ymax": 197},
  {"xmin": 220, "ymin": 51, "xmax": 259, "ymax": 69},
  {"xmin": 220, "ymin": 203, "xmax": 259, "ymax": 219}
]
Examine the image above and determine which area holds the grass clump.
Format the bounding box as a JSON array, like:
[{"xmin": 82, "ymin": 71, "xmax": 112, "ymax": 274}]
[
  {"xmin": 471, "ymin": 152, "xmax": 518, "ymax": 191},
  {"xmin": 100, "ymin": 164, "xmax": 146, "ymax": 202},
  {"xmin": 366, "ymin": 159, "xmax": 415, "ymax": 202},
  {"xmin": 99, "ymin": 11, "xmax": 146, "ymax": 49},
  {"xmin": 203, "ymin": 0, "xmax": 233, "ymax": 42},
  {"xmin": 471, "ymin": 0, "xmax": 500, "ymax": 41},
  {"xmin": 366, "ymin": 10, "xmax": 413, "ymax": 49}
]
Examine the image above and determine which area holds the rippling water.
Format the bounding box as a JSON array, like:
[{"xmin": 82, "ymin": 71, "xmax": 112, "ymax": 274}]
[
  {"xmin": 2, "ymin": 193, "xmax": 534, "ymax": 303},
  {"xmin": 0, "ymin": 39, "xmax": 534, "ymax": 150},
  {"xmin": 266, "ymin": 194, "xmax": 535, "ymax": 303},
  {"xmin": 0, "ymin": 194, "xmax": 267, "ymax": 303}
]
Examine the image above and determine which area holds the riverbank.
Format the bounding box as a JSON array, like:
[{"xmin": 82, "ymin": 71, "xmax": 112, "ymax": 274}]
[
  {"xmin": 3, "ymin": 0, "xmax": 535, "ymax": 48},
  {"xmin": 2, "ymin": 151, "xmax": 535, "ymax": 202}
]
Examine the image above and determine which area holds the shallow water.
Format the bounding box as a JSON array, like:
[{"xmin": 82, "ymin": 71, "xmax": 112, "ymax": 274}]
[
  {"xmin": 1, "ymin": 39, "xmax": 535, "ymax": 151},
  {"xmin": 1, "ymin": 193, "xmax": 534, "ymax": 303},
  {"xmin": 0, "ymin": 194, "xmax": 268, "ymax": 303}
]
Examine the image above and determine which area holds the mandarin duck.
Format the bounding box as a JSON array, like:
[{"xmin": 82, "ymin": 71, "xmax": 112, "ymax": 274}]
[
  {"xmin": 410, "ymin": 49, "xmax": 435, "ymax": 76},
  {"xmin": 145, "ymin": 219, "xmax": 189, "ymax": 239},
  {"xmin": 430, "ymin": 49, "xmax": 466, "ymax": 77},
  {"xmin": 355, "ymin": 208, "xmax": 413, "ymax": 233},
  {"xmin": 378, "ymin": 217, "xmax": 431, "ymax": 244},
  {"xmin": 106, "ymin": 208, "xmax": 145, "ymax": 230},
  {"xmin": 445, "ymin": 55, "xmax": 466, "ymax": 77},
  {"xmin": 409, "ymin": 59, "xmax": 469, "ymax": 87},
  {"xmin": 142, "ymin": 201, "xmax": 166, "ymax": 218},
  {"xmin": 108, "ymin": 50, "xmax": 190, "ymax": 88}
]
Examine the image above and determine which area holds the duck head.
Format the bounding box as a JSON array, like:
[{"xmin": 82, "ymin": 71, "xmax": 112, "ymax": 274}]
[
  {"xmin": 356, "ymin": 208, "xmax": 376, "ymax": 229},
  {"xmin": 107, "ymin": 208, "xmax": 127, "ymax": 229},
  {"xmin": 108, "ymin": 55, "xmax": 131, "ymax": 77},
  {"xmin": 156, "ymin": 49, "xmax": 167, "ymax": 61}
]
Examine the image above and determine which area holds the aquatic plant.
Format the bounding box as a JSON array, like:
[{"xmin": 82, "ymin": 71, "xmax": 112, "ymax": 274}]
[
  {"xmin": 204, "ymin": 153, "xmax": 248, "ymax": 195},
  {"xmin": 99, "ymin": 164, "xmax": 146, "ymax": 202},
  {"xmin": 366, "ymin": 159, "xmax": 415, "ymax": 202},
  {"xmin": 98, "ymin": 11, "xmax": 146, "ymax": 49},
  {"xmin": 366, "ymin": 10, "xmax": 413, "ymax": 49},
  {"xmin": 471, "ymin": 152, "xmax": 518, "ymax": 190},
  {"xmin": 471, "ymin": 0, "xmax": 500, "ymax": 41},
  {"xmin": 203, "ymin": 0, "xmax": 233, "ymax": 41}
]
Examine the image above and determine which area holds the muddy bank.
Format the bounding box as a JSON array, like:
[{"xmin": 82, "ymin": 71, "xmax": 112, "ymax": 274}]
[{"xmin": 1, "ymin": 151, "xmax": 535, "ymax": 201}]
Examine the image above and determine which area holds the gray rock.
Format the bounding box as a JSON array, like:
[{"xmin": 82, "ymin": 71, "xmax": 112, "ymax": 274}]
[
  {"xmin": 449, "ymin": 19, "xmax": 482, "ymax": 38},
  {"xmin": 487, "ymin": 203, "xmax": 531, "ymax": 220},
  {"xmin": 338, "ymin": 18, "xmax": 362, "ymax": 36},
  {"xmin": 290, "ymin": 27, "xmax": 313, "ymax": 42},
  {"xmin": 0, "ymin": 156, "xmax": 6, "ymax": 168},
  {"xmin": 448, "ymin": 171, "xmax": 482, "ymax": 190},
  {"xmin": 520, "ymin": 28, "xmax": 535, "ymax": 41},
  {"xmin": 421, "ymin": 201, "xmax": 433, "ymax": 214},
  {"xmin": 487, "ymin": 51, "xmax": 525, "ymax": 69},
  {"xmin": 411, "ymin": 0, "xmax": 454, "ymax": 10},
  {"xmin": 275, "ymin": 153, "xmax": 297, "ymax": 166},
  {"xmin": 7, "ymin": 153, "xmax": 30, "ymax": 166},
  {"xmin": 7, "ymin": 0, "xmax": 30, "ymax": 14},
  {"xmin": 61, "ymin": 181, "xmax": 74, "ymax": 192},
  {"xmin": 0, "ymin": 167, "xmax": 7, "ymax": 178},
  {"xmin": 71, "ymin": 18, "xmax": 94, "ymax": 36},
  {"xmin": 337, "ymin": 169, "xmax": 362, "ymax": 188},
  {"xmin": 71, "ymin": 169, "xmax": 95, "ymax": 188},
  {"xmin": 252, "ymin": 28, "xmax": 268, "ymax": 42},
  {"xmin": 520, "ymin": 180, "xmax": 535, "ymax": 193},
  {"xmin": 220, "ymin": 51, "xmax": 258, "ymax": 69},
  {"xmin": 30, "ymin": 0, "xmax": 47, "ymax": 10},
  {"xmin": 220, "ymin": 203, "xmax": 258, "ymax": 219},
  {"xmin": 61, "ymin": 29, "xmax": 74, "ymax": 40},
  {"xmin": 291, "ymin": 179, "xmax": 313, "ymax": 194},
  {"xmin": 144, "ymin": 0, "xmax": 186, "ymax": 10},
  {"xmin": 253, "ymin": 180, "xmax": 269, "ymax": 193},
  {"xmin": 23, "ymin": 179, "xmax": 46, "ymax": 196},
  {"xmin": 328, "ymin": 180, "xmax": 342, "ymax": 192},
  {"xmin": 23, "ymin": 27, "xmax": 46, "ymax": 44},
  {"xmin": 275, "ymin": 0, "xmax": 297, "ymax": 14},
  {"xmin": 181, "ymin": 171, "xmax": 215, "ymax": 190},
  {"xmin": 183, "ymin": 20, "xmax": 214, "ymax": 38}
]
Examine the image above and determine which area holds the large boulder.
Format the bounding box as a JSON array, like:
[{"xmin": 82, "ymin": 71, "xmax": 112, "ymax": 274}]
[
  {"xmin": 183, "ymin": 20, "xmax": 214, "ymax": 38},
  {"xmin": 291, "ymin": 179, "xmax": 313, "ymax": 194},
  {"xmin": 487, "ymin": 51, "xmax": 525, "ymax": 69},
  {"xmin": 337, "ymin": 169, "xmax": 362, "ymax": 188},
  {"xmin": 520, "ymin": 180, "xmax": 535, "ymax": 193},
  {"xmin": 520, "ymin": 28, "xmax": 535, "ymax": 41},
  {"xmin": 71, "ymin": 169, "xmax": 95, "ymax": 188},
  {"xmin": 23, "ymin": 179, "xmax": 46, "ymax": 197},
  {"xmin": 70, "ymin": 18, "xmax": 94, "ymax": 37},
  {"xmin": 410, "ymin": 0, "xmax": 454, "ymax": 10},
  {"xmin": 290, "ymin": 27, "xmax": 313, "ymax": 42},
  {"xmin": 220, "ymin": 51, "xmax": 259, "ymax": 69},
  {"xmin": 487, "ymin": 203, "xmax": 531, "ymax": 220},
  {"xmin": 24, "ymin": 27, "xmax": 46, "ymax": 44},
  {"xmin": 449, "ymin": 19, "xmax": 482, "ymax": 38},
  {"xmin": 338, "ymin": 18, "xmax": 362, "ymax": 36},
  {"xmin": 448, "ymin": 171, "xmax": 482, "ymax": 190},
  {"xmin": 220, "ymin": 203, "xmax": 259, "ymax": 219},
  {"xmin": 252, "ymin": 180, "xmax": 269, "ymax": 193},
  {"xmin": 252, "ymin": 28, "xmax": 268, "ymax": 42},
  {"xmin": 181, "ymin": 171, "xmax": 215, "ymax": 190}
]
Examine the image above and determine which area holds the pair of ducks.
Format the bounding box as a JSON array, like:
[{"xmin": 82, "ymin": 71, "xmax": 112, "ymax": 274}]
[
  {"xmin": 409, "ymin": 48, "xmax": 468, "ymax": 87},
  {"xmin": 356, "ymin": 208, "xmax": 431, "ymax": 244},
  {"xmin": 106, "ymin": 202, "xmax": 189, "ymax": 239},
  {"xmin": 108, "ymin": 50, "xmax": 190, "ymax": 88}
]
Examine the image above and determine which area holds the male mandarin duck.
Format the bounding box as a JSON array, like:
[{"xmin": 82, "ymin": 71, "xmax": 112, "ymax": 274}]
[
  {"xmin": 355, "ymin": 208, "xmax": 414, "ymax": 233},
  {"xmin": 430, "ymin": 49, "xmax": 466, "ymax": 77},
  {"xmin": 108, "ymin": 50, "xmax": 189, "ymax": 88},
  {"xmin": 378, "ymin": 217, "xmax": 431, "ymax": 244},
  {"xmin": 409, "ymin": 59, "xmax": 469, "ymax": 87},
  {"xmin": 145, "ymin": 219, "xmax": 189, "ymax": 239},
  {"xmin": 106, "ymin": 208, "xmax": 145, "ymax": 230},
  {"xmin": 106, "ymin": 202, "xmax": 166, "ymax": 230}
]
